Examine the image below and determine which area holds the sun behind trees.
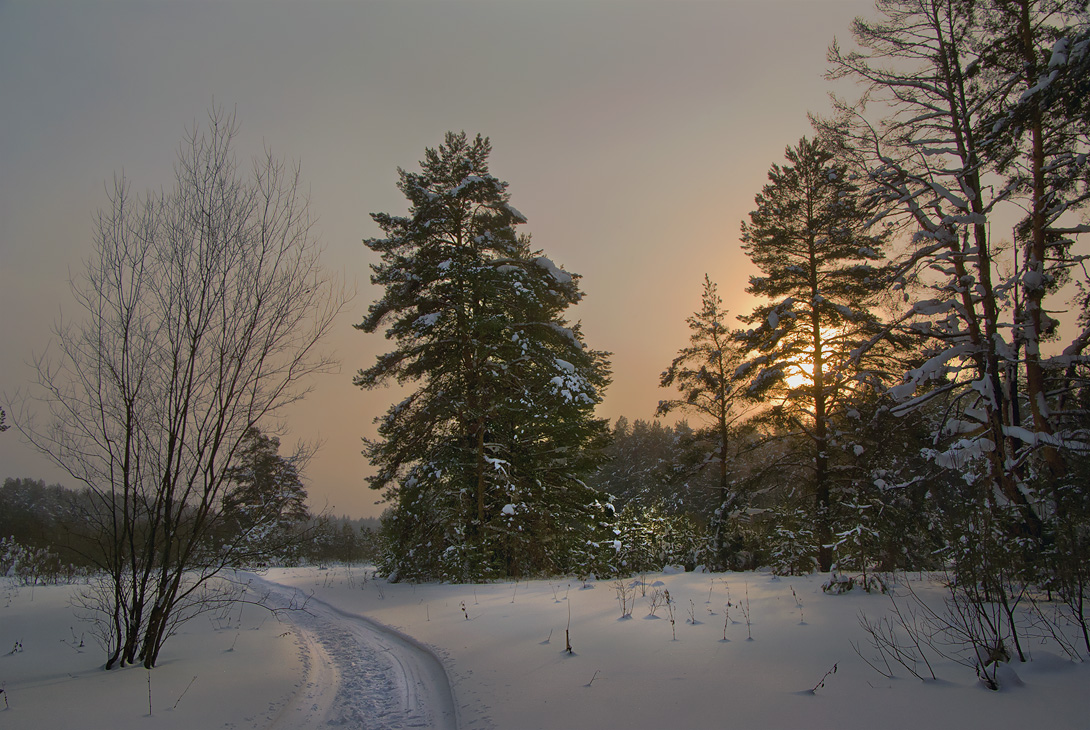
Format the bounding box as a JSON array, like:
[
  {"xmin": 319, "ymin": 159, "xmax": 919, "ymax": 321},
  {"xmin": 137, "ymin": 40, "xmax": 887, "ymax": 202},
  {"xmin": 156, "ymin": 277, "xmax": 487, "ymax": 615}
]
[
  {"xmin": 356, "ymin": 132, "xmax": 612, "ymax": 581},
  {"xmin": 735, "ymin": 136, "xmax": 892, "ymax": 572}
]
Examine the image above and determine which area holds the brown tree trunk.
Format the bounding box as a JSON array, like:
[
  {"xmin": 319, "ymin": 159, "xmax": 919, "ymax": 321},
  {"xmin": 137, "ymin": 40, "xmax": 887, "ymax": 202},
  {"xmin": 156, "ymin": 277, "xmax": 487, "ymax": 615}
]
[{"xmin": 1014, "ymin": 0, "xmax": 1065, "ymax": 479}]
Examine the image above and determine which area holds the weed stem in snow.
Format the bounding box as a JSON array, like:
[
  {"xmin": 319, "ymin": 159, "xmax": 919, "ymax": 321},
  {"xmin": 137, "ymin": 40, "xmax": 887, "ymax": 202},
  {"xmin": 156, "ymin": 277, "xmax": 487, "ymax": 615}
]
[
  {"xmin": 173, "ymin": 675, "xmax": 198, "ymax": 710},
  {"xmin": 810, "ymin": 663, "xmax": 837, "ymax": 694}
]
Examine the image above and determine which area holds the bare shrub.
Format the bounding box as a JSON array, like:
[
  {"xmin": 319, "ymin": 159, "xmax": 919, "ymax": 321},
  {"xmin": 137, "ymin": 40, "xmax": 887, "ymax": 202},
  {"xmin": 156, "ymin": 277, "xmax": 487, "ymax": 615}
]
[
  {"xmin": 645, "ymin": 588, "xmax": 665, "ymax": 617},
  {"xmin": 613, "ymin": 579, "xmax": 634, "ymax": 619},
  {"xmin": 17, "ymin": 106, "xmax": 346, "ymax": 668}
]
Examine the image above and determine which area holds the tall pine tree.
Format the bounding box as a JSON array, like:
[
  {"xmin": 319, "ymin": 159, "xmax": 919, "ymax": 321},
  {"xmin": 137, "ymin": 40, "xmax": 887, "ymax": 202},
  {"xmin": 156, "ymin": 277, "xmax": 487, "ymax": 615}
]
[
  {"xmin": 825, "ymin": 0, "xmax": 1090, "ymax": 651},
  {"xmin": 356, "ymin": 132, "xmax": 611, "ymax": 581},
  {"xmin": 737, "ymin": 136, "xmax": 889, "ymax": 572},
  {"xmin": 978, "ymin": 1, "xmax": 1090, "ymax": 478}
]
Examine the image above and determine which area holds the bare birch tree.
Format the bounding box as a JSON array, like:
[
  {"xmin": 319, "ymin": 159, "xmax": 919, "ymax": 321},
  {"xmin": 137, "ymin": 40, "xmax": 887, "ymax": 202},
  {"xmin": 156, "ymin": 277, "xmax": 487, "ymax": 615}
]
[{"xmin": 17, "ymin": 107, "xmax": 345, "ymax": 668}]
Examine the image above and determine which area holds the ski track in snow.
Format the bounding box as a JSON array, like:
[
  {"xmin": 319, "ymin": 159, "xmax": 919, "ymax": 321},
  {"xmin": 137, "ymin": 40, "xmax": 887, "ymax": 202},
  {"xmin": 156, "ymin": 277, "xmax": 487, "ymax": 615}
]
[{"xmin": 249, "ymin": 574, "xmax": 459, "ymax": 730}]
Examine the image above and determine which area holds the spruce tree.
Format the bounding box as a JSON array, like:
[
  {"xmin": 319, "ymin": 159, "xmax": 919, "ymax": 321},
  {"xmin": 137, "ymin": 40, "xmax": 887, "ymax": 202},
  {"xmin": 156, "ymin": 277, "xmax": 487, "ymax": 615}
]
[
  {"xmin": 357, "ymin": 132, "xmax": 611, "ymax": 580},
  {"xmin": 221, "ymin": 427, "xmax": 310, "ymax": 560},
  {"xmin": 658, "ymin": 275, "xmax": 754, "ymax": 568},
  {"xmin": 737, "ymin": 136, "xmax": 889, "ymax": 572}
]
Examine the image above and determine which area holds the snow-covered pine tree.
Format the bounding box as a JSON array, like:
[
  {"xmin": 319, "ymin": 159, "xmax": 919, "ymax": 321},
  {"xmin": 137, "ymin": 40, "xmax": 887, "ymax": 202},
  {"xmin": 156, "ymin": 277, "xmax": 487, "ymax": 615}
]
[
  {"xmin": 736, "ymin": 136, "xmax": 890, "ymax": 572},
  {"xmin": 356, "ymin": 132, "xmax": 611, "ymax": 581},
  {"xmin": 976, "ymin": 2, "xmax": 1090, "ymax": 479},
  {"xmin": 975, "ymin": 1, "xmax": 1090, "ymax": 651},
  {"xmin": 658, "ymin": 275, "xmax": 755, "ymax": 569},
  {"xmin": 825, "ymin": 0, "xmax": 1090, "ymax": 653},
  {"xmin": 823, "ymin": 0, "xmax": 1083, "ymax": 539}
]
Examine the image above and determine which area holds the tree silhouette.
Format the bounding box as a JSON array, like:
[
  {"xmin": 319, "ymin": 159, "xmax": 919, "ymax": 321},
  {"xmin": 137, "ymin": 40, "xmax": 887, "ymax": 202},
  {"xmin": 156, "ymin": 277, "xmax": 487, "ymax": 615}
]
[
  {"xmin": 737, "ymin": 136, "xmax": 889, "ymax": 571},
  {"xmin": 659, "ymin": 275, "xmax": 755, "ymax": 566}
]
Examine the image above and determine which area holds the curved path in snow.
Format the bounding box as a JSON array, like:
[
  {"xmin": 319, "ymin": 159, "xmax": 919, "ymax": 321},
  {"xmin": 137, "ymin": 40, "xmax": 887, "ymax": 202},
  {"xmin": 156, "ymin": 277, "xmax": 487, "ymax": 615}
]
[{"xmin": 248, "ymin": 574, "xmax": 459, "ymax": 730}]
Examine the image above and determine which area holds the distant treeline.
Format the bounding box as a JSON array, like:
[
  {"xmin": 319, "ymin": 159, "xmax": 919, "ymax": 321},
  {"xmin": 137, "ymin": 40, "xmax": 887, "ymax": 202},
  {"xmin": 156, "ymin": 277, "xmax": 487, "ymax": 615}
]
[{"xmin": 1, "ymin": 476, "xmax": 380, "ymax": 571}]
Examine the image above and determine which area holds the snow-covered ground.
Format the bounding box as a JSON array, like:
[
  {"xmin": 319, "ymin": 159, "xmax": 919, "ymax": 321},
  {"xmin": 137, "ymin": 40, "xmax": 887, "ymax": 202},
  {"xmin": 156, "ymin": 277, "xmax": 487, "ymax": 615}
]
[
  {"xmin": 2, "ymin": 567, "xmax": 1087, "ymax": 729},
  {"xmin": 0, "ymin": 578, "xmax": 302, "ymax": 729}
]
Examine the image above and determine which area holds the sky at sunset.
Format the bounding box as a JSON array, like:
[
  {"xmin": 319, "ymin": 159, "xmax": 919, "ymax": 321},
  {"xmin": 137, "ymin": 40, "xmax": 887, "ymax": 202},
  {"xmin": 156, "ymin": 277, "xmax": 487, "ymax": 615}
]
[{"xmin": 1, "ymin": 0, "xmax": 878, "ymax": 519}]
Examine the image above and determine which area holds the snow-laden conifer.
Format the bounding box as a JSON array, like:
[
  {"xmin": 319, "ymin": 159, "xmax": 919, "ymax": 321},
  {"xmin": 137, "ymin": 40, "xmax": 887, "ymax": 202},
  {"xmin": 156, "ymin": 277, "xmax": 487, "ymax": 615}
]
[
  {"xmin": 975, "ymin": 2, "xmax": 1090, "ymax": 478},
  {"xmin": 821, "ymin": 0, "xmax": 1089, "ymax": 523},
  {"xmin": 356, "ymin": 132, "xmax": 611, "ymax": 580}
]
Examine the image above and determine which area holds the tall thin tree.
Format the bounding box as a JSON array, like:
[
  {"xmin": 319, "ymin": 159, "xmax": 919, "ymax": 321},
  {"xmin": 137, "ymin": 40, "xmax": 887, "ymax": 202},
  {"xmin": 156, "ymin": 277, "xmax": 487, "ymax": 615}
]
[{"xmin": 659, "ymin": 275, "xmax": 754, "ymax": 566}]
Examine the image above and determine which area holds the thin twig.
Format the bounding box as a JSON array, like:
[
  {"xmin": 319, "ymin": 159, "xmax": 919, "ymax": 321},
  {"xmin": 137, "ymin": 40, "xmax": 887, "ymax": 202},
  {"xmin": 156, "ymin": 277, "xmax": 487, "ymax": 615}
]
[{"xmin": 809, "ymin": 663, "xmax": 837, "ymax": 694}]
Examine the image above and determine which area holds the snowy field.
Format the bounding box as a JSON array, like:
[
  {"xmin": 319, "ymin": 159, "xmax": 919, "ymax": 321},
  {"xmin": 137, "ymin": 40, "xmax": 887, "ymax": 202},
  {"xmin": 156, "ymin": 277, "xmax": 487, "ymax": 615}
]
[{"xmin": 2, "ymin": 567, "xmax": 1087, "ymax": 729}]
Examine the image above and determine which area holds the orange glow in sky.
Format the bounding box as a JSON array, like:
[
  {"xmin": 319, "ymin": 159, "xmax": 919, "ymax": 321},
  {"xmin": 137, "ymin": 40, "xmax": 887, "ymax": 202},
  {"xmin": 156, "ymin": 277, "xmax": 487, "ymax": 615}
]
[{"xmin": 1, "ymin": 0, "xmax": 878, "ymax": 518}]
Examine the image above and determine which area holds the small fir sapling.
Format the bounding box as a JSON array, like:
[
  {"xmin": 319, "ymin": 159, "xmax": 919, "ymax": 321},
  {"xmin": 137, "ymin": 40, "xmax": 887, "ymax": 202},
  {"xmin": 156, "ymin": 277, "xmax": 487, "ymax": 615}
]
[{"xmin": 822, "ymin": 565, "xmax": 856, "ymax": 595}]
